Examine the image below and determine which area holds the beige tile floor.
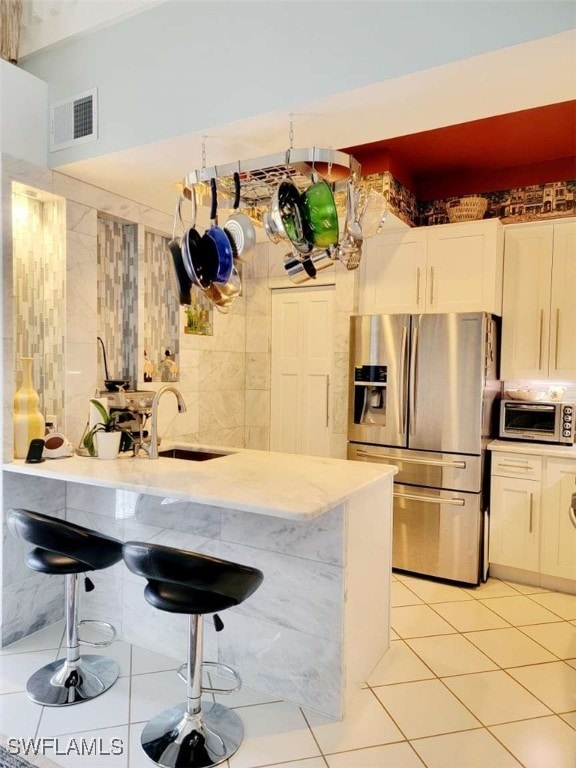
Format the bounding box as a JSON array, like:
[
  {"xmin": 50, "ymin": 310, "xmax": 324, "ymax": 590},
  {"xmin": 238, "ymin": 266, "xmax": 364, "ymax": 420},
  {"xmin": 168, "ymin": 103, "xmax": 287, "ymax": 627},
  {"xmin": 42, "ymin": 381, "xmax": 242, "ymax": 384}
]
[{"xmin": 1, "ymin": 573, "xmax": 575, "ymax": 767}]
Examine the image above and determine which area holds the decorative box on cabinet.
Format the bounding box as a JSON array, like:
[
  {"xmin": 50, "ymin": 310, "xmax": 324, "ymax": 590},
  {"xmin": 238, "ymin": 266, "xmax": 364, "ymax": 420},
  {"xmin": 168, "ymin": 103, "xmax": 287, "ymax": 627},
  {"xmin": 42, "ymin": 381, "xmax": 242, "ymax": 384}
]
[
  {"xmin": 359, "ymin": 219, "xmax": 504, "ymax": 316},
  {"xmin": 501, "ymin": 219, "xmax": 576, "ymax": 380},
  {"xmin": 489, "ymin": 453, "xmax": 541, "ymax": 572}
]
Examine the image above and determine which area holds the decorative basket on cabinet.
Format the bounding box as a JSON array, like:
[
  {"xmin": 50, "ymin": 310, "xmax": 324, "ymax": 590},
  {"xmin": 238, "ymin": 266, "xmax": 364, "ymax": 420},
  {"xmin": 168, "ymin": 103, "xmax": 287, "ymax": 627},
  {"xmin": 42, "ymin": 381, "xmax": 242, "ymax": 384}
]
[{"xmin": 446, "ymin": 196, "xmax": 488, "ymax": 223}]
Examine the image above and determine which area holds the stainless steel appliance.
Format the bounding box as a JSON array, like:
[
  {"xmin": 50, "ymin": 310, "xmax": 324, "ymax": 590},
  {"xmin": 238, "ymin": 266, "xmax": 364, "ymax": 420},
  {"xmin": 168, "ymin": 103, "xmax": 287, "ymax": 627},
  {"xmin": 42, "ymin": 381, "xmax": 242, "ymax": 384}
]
[
  {"xmin": 499, "ymin": 399, "xmax": 575, "ymax": 444},
  {"xmin": 347, "ymin": 313, "xmax": 499, "ymax": 585},
  {"xmin": 104, "ymin": 390, "xmax": 155, "ymax": 450}
]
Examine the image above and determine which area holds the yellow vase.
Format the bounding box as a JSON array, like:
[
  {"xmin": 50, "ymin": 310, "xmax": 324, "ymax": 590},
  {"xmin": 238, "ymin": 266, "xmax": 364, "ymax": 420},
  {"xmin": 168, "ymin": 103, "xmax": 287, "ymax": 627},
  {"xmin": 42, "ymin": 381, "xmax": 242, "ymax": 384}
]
[{"xmin": 14, "ymin": 357, "xmax": 45, "ymax": 459}]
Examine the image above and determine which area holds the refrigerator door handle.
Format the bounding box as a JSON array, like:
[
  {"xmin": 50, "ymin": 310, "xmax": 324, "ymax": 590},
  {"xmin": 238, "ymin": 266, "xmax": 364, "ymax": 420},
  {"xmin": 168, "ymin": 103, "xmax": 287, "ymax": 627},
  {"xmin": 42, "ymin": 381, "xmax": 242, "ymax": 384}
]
[
  {"xmin": 356, "ymin": 449, "xmax": 466, "ymax": 469},
  {"xmin": 409, "ymin": 325, "xmax": 419, "ymax": 436},
  {"xmin": 399, "ymin": 325, "xmax": 408, "ymax": 434},
  {"xmin": 393, "ymin": 491, "xmax": 465, "ymax": 506}
]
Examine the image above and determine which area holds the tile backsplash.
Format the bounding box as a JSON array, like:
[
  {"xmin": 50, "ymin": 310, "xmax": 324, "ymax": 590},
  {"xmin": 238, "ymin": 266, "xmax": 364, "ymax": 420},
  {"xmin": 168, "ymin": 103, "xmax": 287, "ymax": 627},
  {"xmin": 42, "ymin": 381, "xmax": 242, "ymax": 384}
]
[
  {"xmin": 12, "ymin": 187, "xmax": 65, "ymax": 424},
  {"xmin": 141, "ymin": 229, "xmax": 179, "ymax": 378},
  {"xmin": 96, "ymin": 216, "xmax": 138, "ymax": 384}
]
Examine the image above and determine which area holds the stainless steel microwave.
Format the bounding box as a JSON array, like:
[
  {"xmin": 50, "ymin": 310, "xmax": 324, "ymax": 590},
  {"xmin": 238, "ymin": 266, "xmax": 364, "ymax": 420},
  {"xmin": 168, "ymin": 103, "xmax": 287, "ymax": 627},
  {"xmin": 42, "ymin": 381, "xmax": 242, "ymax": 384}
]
[{"xmin": 499, "ymin": 399, "xmax": 575, "ymax": 444}]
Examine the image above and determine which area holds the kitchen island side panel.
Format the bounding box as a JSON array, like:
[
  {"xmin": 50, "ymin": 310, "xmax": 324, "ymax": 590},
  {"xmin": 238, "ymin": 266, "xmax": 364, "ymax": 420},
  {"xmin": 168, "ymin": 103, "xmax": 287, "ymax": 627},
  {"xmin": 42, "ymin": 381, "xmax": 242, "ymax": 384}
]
[
  {"xmin": 343, "ymin": 479, "xmax": 392, "ymax": 699},
  {"xmin": 1, "ymin": 473, "xmax": 67, "ymax": 645},
  {"xmin": 2, "ymin": 473, "xmax": 393, "ymax": 718}
]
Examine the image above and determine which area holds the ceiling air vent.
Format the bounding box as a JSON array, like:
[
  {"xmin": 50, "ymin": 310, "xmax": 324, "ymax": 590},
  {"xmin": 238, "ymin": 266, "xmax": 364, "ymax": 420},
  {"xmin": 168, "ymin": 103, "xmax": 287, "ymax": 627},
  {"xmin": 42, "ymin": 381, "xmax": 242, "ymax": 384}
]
[{"xmin": 50, "ymin": 88, "xmax": 98, "ymax": 152}]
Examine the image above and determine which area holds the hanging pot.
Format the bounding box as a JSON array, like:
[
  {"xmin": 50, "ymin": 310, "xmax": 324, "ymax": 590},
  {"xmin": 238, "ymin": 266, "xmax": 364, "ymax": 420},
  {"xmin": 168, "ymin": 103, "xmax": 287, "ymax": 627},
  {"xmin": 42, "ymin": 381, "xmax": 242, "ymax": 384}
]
[
  {"xmin": 283, "ymin": 251, "xmax": 317, "ymax": 284},
  {"xmin": 277, "ymin": 180, "xmax": 313, "ymax": 257},
  {"xmin": 181, "ymin": 186, "xmax": 210, "ymax": 287},
  {"xmin": 309, "ymin": 247, "xmax": 335, "ymax": 273},
  {"xmin": 202, "ymin": 282, "xmax": 234, "ymax": 313},
  {"xmin": 263, "ymin": 209, "xmax": 285, "ymax": 244},
  {"xmin": 167, "ymin": 195, "xmax": 192, "ymax": 305},
  {"xmin": 204, "ymin": 178, "xmax": 233, "ymax": 284},
  {"xmin": 224, "ymin": 171, "xmax": 257, "ymax": 258},
  {"xmin": 344, "ymin": 177, "xmax": 362, "ymax": 239},
  {"xmin": 300, "ymin": 176, "xmax": 339, "ymax": 249},
  {"xmin": 337, "ymin": 177, "xmax": 363, "ymax": 270},
  {"xmin": 358, "ymin": 188, "xmax": 388, "ymax": 238},
  {"xmin": 217, "ymin": 263, "xmax": 242, "ymax": 300}
]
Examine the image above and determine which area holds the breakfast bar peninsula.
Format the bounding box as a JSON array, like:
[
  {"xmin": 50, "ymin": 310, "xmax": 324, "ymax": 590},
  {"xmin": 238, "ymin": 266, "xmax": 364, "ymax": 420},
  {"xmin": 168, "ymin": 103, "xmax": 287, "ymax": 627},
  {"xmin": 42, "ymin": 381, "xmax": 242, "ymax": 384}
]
[{"xmin": 2, "ymin": 446, "xmax": 395, "ymax": 719}]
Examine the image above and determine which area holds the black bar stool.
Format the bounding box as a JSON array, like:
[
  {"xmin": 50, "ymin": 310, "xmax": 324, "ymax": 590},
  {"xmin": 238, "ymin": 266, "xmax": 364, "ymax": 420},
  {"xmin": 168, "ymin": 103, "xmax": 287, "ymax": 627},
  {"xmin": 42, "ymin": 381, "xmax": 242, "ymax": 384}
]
[
  {"xmin": 122, "ymin": 540, "xmax": 264, "ymax": 768},
  {"xmin": 7, "ymin": 508, "xmax": 123, "ymax": 706}
]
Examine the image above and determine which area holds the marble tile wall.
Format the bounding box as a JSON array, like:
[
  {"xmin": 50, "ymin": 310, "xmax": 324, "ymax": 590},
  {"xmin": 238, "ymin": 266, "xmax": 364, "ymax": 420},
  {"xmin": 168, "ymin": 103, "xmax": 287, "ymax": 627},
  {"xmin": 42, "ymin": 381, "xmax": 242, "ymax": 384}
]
[
  {"xmin": 121, "ymin": 491, "xmax": 347, "ymax": 716},
  {"xmin": 1, "ymin": 473, "xmax": 66, "ymax": 646},
  {"xmin": 173, "ymin": 245, "xmax": 247, "ymax": 447},
  {"xmin": 1, "ymin": 152, "xmax": 192, "ymax": 451},
  {"xmin": 96, "ymin": 217, "xmax": 138, "ymax": 384},
  {"xmin": 141, "ymin": 229, "xmax": 179, "ymax": 379},
  {"xmin": 12, "ymin": 190, "xmax": 65, "ymax": 424}
]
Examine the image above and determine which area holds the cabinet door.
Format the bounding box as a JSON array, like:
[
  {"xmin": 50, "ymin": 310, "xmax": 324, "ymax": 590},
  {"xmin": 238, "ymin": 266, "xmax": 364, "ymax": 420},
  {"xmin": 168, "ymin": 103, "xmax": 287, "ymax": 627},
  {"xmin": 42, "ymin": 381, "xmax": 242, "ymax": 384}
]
[
  {"xmin": 489, "ymin": 475, "xmax": 540, "ymax": 571},
  {"xmin": 359, "ymin": 229, "xmax": 427, "ymax": 314},
  {"xmin": 549, "ymin": 222, "xmax": 576, "ymax": 380},
  {"xmin": 500, "ymin": 225, "xmax": 554, "ymax": 380},
  {"xmin": 540, "ymin": 459, "xmax": 576, "ymax": 581},
  {"xmin": 426, "ymin": 220, "xmax": 503, "ymax": 314}
]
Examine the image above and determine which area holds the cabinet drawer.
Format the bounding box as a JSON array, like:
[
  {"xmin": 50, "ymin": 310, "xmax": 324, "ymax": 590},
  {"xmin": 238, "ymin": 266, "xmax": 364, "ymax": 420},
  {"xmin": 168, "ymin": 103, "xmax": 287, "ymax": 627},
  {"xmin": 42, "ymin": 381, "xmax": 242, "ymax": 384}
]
[{"xmin": 491, "ymin": 452, "xmax": 542, "ymax": 480}]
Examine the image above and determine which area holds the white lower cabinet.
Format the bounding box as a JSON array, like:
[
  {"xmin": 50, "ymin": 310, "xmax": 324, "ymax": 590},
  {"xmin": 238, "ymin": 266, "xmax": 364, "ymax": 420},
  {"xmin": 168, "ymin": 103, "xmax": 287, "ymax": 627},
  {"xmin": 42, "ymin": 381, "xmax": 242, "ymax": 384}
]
[
  {"xmin": 490, "ymin": 454, "xmax": 541, "ymax": 571},
  {"xmin": 541, "ymin": 459, "xmax": 576, "ymax": 580},
  {"xmin": 489, "ymin": 450, "xmax": 576, "ymax": 587}
]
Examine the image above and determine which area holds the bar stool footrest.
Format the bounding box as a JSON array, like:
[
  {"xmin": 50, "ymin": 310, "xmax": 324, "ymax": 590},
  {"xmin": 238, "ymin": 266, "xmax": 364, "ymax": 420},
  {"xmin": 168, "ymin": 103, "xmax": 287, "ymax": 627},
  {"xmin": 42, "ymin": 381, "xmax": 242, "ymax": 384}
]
[
  {"xmin": 78, "ymin": 619, "xmax": 117, "ymax": 647},
  {"xmin": 177, "ymin": 661, "xmax": 242, "ymax": 694}
]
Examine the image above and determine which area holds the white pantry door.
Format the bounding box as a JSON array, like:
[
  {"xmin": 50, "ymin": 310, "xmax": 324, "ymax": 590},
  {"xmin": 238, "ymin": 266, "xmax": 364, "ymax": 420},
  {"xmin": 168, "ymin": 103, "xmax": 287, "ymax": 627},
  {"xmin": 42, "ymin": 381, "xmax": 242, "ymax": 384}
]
[{"xmin": 270, "ymin": 285, "xmax": 334, "ymax": 456}]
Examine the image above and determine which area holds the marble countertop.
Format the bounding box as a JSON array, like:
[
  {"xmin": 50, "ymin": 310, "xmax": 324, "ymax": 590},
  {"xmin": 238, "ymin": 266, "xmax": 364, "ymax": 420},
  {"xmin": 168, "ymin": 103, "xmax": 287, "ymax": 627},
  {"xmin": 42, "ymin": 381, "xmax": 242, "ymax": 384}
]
[
  {"xmin": 488, "ymin": 439, "xmax": 576, "ymax": 460},
  {"xmin": 2, "ymin": 443, "xmax": 396, "ymax": 520}
]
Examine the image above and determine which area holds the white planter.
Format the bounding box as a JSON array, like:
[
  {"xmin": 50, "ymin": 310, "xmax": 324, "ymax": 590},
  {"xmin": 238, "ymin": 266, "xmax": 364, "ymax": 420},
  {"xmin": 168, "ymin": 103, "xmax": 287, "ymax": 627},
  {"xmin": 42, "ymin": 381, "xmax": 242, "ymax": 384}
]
[{"xmin": 95, "ymin": 431, "xmax": 121, "ymax": 460}]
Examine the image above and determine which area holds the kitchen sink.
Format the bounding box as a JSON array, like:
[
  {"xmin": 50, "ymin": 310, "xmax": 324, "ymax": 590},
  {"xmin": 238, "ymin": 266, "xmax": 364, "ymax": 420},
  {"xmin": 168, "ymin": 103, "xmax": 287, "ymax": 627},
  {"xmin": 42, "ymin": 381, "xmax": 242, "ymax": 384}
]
[{"xmin": 158, "ymin": 448, "xmax": 232, "ymax": 461}]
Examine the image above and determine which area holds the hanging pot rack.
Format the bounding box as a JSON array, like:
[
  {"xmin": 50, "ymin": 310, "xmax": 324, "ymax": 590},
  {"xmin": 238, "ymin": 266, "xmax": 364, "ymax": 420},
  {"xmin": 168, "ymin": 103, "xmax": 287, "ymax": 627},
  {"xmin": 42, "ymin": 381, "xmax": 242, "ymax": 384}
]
[{"xmin": 184, "ymin": 147, "xmax": 361, "ymax": 210}]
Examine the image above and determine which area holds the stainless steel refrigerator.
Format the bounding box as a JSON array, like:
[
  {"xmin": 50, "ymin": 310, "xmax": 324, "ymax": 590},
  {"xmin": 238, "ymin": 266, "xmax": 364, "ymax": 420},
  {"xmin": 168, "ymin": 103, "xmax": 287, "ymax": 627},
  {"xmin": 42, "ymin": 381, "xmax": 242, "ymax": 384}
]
[{"xmin": 347, "ymin": 312, "xmax": 499, "ymax": 585}]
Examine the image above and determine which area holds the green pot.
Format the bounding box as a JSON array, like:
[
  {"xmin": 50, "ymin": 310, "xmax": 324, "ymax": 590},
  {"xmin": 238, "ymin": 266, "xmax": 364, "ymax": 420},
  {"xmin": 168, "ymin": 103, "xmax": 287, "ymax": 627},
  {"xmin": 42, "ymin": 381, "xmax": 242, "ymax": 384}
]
[{"xmin": 301, "ymin": 180, "xmax": 339, "ymax": 249}]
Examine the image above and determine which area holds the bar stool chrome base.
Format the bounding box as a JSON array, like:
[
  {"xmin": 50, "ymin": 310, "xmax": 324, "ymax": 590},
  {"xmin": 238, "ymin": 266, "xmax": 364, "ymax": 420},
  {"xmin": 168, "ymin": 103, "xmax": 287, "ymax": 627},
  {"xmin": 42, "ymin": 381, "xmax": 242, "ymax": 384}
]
[
  {"xmin": 141, "ymin": 700, "xmax": 243, "ymax": 768},
  {"xmin": 26, "ymin": 654, "xmax": 119, "ymax": 707}
]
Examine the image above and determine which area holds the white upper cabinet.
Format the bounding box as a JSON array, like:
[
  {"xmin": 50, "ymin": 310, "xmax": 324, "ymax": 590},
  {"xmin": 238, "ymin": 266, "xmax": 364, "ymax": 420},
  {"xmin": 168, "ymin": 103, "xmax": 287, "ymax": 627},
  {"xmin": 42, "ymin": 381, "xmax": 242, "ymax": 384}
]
[
  {"xmin": 359, "ymin": 219, "xmax": 504, "ymax": 316},
  {"xmin": 360, "ymin": 229, "xmax": 427, "ymax": 314},
  {"xmin": 549, "ymin": 222, "xmax": 576, "ymax": 379},
  {"xmin": 501, "ymin": 219, "xmax": 576, "ymax": 380}
]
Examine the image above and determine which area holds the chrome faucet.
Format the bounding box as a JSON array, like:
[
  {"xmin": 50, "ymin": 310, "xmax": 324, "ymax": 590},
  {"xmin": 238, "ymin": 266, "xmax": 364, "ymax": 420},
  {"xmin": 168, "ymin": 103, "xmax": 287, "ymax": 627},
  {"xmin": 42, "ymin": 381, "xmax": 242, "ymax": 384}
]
[{"xmin": 140, "ymin": 385, "xmax": 187, "ymax": 459}]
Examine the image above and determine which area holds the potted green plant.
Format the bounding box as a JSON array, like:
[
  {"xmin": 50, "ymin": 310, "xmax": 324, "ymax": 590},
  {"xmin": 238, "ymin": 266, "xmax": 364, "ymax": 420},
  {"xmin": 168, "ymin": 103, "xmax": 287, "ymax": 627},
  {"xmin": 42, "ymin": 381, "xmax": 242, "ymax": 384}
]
[{"xmin": 82, "ymin": 399, "xmax": 130, "ymax": 459}]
